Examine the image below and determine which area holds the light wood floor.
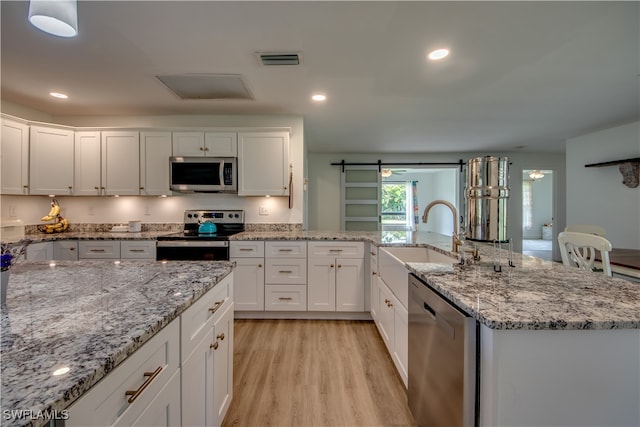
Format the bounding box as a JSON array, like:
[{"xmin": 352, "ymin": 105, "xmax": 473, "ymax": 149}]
[{"xmin": 222, "ymin": 319, "xmax": 416, "ymax": 427}]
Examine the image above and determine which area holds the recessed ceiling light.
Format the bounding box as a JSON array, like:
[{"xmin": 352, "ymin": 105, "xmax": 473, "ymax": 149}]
[
  {"xmin": 49, "ymin": 92, "xmax": 68, "ymax": 99},
  {"xmin": 428, "ymin": 49, "xmax": 450, "ymax": 60},
  {"xmin": 311, "ymin": 94, "xmax": 327, "ymax": 102}
]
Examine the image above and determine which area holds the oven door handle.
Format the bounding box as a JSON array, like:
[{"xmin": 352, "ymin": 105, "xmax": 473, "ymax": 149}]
[{"xmin": 157, "ymin": 241, "xmax": 229, "ymax": 248}]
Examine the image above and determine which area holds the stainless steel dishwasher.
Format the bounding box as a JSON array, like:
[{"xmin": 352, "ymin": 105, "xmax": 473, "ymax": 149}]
[{"xmin": 408, "ymin": 273, "xmax": 477, "ymax": 427}]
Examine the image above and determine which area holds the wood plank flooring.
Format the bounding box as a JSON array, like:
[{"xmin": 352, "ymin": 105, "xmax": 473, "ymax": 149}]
[{"xmin": 222, "ymin": 319, "xmax": 416, "ymax": 427}]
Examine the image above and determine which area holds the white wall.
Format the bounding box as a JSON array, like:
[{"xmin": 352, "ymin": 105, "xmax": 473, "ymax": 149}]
[
  {"xmin": 566, "ymin": 121, "xmax": 640, "ymax": 249},
  {"xmin": 308, "ymin": 152, "xmax": 566, "ymax": 256},
  {"xmin": 0, "ymin": 110, "xmax": 305, "ymax": 226}
]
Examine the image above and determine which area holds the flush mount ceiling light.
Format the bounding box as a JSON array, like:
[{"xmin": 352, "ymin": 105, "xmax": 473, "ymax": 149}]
[
  {"xmin": 49, "ymin": 92, "xmax": 68, "ymax": 99},
  {"xmin": 311, "ymin": 94, "xmax": 326, "ymax": 102},
  {"xmin": 28, "ymin": 0, "xmax": 78, "ymax": 37},
  {"xmin": 381, "ymin": 169, "xmax": 392, "ymax": 178},
  {"xmin": 528, "ymin": 170, "xmax": 545, "ymax": 181},
  {"xmin": 428, "ymin": 48, "xmax": 450, "ymax": 60}
]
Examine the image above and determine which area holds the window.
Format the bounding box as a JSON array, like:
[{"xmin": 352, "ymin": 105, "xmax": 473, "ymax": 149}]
[{"xmin": 381, "ymin": 182, "xmax": 413, "ymax": 230}]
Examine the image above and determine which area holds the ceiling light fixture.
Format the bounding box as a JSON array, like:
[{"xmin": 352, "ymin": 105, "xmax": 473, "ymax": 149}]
[
  {"xmin": 49, "ymin": 92, "xmax": 68, "ymax": 99},
  {"xmin": 428, "ymin": 48, "xmax": 450, "ymax": 60},
  {"xmin": 28, "ymin": 0, "xmax": 78, "ymax": 38},
  {"xmin": 381, "ymin": 169, "xmax": 392, "ymax": 178},
  {"xmin": 528, "ymin": 170, "xmax": 545, "ymax": 181},
  {"xmin": 311, "ymin": 94, "xmax": 326, "ymax": 102}
]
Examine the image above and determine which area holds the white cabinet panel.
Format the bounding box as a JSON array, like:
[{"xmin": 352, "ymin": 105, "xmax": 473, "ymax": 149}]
[
  {"xmin": 307, "ymin": 257, "xmax": 336, "ymax": 311},
  {"xmin": 212, "ymin": 302, "xmax": 234, "ymax": 426},
  {"xmin": 265, "ymin": 284, "xmax": 307, "ymax": 311},
  {"xmin": 26, "ymin": 242, "xmax": 53, "ymax": 261},
  {"xmin": 173, "ymin": 131, "xmax": 236, "ymax": 157},
  {"xmin": 335, "ymin": 257, "xmax": 364, "ymax": 311},
  {"xmin": 128, "ymin": 369, "xmax": 181, "ymax": 427},
  {"xmin": 265, "ymin": 241, "xmax": 306, "ymax": 257},
  {"xmin": 74, "ymin": 131, "xmax": 102, "ymax": 195},
  {"xmin": 53, "ymin": 240, "xmax": 78, "ymax": 260},
  {"xmin": 265, "ymin": 258, "xmax": 307, "ymax": 284},
  {"xmin": 78, "ymin": 241, "xmax": 121, "ymax": 259},
  {"xmin": 230, "ymin": 241, "xmax": 264, "ymax": 258},
  {"xmin": 231, "ymin": 258, "xmax": 264, "ymax": 311},
  {"xmin": 29, "ymin": 125, "xmax": 74, "ymax": 195},
  {"xmin": 238, "ymin": 131, "xmax": 289, "ymax": 196},
  {"xmin": 101, "ymin": 131, "xmax": 140, "ymax": 196},
  {"xmin": 1, "ymin": 118, "xmax": 29, "ymax": 195},
  {"xmin": 121, "ymin": 241, "xmax": 156, "ymax": 260},
  {"xmin": 140, "ymin": 132, "xmax": 171, "ymax": 196}
]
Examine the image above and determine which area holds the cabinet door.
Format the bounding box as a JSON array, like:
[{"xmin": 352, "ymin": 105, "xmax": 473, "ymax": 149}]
[
  {"xmin": 205, "ymin": 132, "xmax": 237, "ymax": 156},
  {"xmin": 121, "ymin": 241, "xmax": 156, "ymax": 259},
  {"xmin": 393, "ymin": 300, "xmax": 408, "ymax": 387},
  {"xmin": 1, "ymin": 118, "xmax": 29, "ymax": 195},
  {"xmin": 29, "ymin": 126, "xmax": 74, "ymax": 195},
  {"xmin": 377, "ymin": 277, "xmax": 394, "ymax": 352},
  {"xmin": 182, "ymin": 329, "xmax": 215, "ymax": 427},
  {"xmin": 172, "ymin": 131, "xmax": 205, "ymax": 156},
  {"xmin": 231, "ymin": 258, "xmax": 264, "ymax": 311},
  {"xmin": 336, "ymin": 258, "xmax": 364, "ymax": 312},
  {"xmin": 53, "ymin": 241, "xmax": 78, "ymax": 260},
  {"xmin": 101, "ymin": 131, "xmax": 140, "ymax": 196},
  {"xmin": 26, "ymin": 242, "xmax": 53, "ymax": 261},
  {"xmin": 74, "ymin": 131, "xmax": 102, "ymax": 195},
  {"xmin": 212, "ymin": 302, "xmax": 234, "ymax": 427},
  {"xmin": 140, "ymin": 132, "xmax": 172, "ymax": 196},
  {"xmin": 237, "ymin": 131, "xmax": 289, "ymax": 196},
  {"xmin": 127, "ymin": 369, "xmax": 181, "ymax": 427},
  {"xmin": 307, "ymin": 257, "xmax": 336, "ymax": 311}
]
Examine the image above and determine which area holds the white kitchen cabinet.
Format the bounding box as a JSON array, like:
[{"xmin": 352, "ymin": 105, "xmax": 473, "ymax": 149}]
[
  {"xmin": 53, "ymin": 240, "xmax": 78, "ymax": 260},
  {"xmin": 140, "ymin": 132, "xmax": 172, "ymax": 196},
  {"xmin": 25, "ymin": 242, "xmax": 53, "ymax": 260},
  {"xmin": 172, "ymin": 131, "xmax": 237, "ymax": 157},
  {"xmin": 265, "ymin": 284, "xmax": 307, "ymax": 311},
  {"xmin": 74, "ymin": 131, "xmax": 102, "ymax": 195},
  {"xmin": 67, "ymin": 320, "xmax": 180, "ymax": 427},
  {"xmin": 181, "ymin": 273, "xmax": 234, "ymax": 427},
  {"xmin": 78, "ymin": 241, "xmax": 121, "ymax": 259},
  {"xmin": 237, "ymin": 131, "xmax": 290, "ymax": 196},
  {"xmin": 264, "ymin": 240, "xmax": 306, "ymax": 311},
  {"xmin": 121, "ymin": 241, "xmax": 156, "ymax": 260},
  {"xmin": 369, "ymin": 244, "xmax": 379, "ymax": 320},
  {"xmin": 1, "ymin": 118, "xmax": 29, "ymax": 195},
  {"xmin": 230, "ymin": 241, "xmax": 265, "ymax": 311},
  {"xmin": 101, "ymin": 131, "xmax": 140, "ymax": 196},
  {"xmin": 29, "ymin": 125, "xmax": 75, "ymax": 195},
  {"xmin": 376, "ymin": 275, "xmax": 408, "ymax": 387},
  {"xmin": 307, "ymin": 242, "xmax": 364, "ymax": 312}
]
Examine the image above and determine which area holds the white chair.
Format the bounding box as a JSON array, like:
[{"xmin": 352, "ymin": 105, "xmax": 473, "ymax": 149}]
[
  {"xmin": 564, "ymin": 224, "xmax": 606, "ymax": 236},
  {"xmin": 558, "ymin": 231, "xmax": 612, "ymax": 277}
]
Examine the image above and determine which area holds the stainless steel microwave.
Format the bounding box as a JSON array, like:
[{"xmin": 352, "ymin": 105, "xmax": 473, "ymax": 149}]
[{"xmin": 170, "ymin": 157, "xmax": 237, "ymax": 193}]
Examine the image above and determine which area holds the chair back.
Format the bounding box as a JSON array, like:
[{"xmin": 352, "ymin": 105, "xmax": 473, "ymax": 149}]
[
  {"xmin": 564, "ymin": 224, "xmax": 606, "ymax": 236},
  {"xmin": 558, "ymin": 231, "xmax": 612, "ymax": 277}
]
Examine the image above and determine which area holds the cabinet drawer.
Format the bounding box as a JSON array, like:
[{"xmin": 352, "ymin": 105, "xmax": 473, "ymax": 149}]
[
  {"xmin": 265, "ymin": 258, "xmax": 307, "ymax": 284},
  {"xmin": 78, "ymin": 241, "xmax": 121, "ymax": 259},
  {"xmin": 67, "ymin": 320, "xmax": 180, "ymax": 427},
  {"xmin": 265, "ymin": 241, "xmax": 307, "ymax": 257},
  {"xmin": 53, "ymin": 240, "xmax": 78, "ymax": 261},
  {"xmin": 265, "ymin": 284, "xmax": 307, "ymax": 311},
  {"xmin": 121, "ymin": 241, "xmax": 156, "ymax": 259},
  {"xmin": 230, "ymin": 241, "xmax": 265, "ymax": 258},
  {"xmin": 181, "ymin": 274, "xmax": 232, "ymax": 361},
  {"xmin": 308, "ymin": 241, "xmax": 364, "ymax": 258}
]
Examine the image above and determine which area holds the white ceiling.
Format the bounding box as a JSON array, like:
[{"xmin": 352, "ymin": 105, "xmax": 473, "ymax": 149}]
[{"xmin": 1, "ymin": 1, "xmax": 638, "ymax": 154}]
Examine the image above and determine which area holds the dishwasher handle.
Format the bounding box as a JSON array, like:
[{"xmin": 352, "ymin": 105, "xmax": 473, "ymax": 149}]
[{"xmin": 423, "ymin": 300, "xmax": 456, "ymax": 340}]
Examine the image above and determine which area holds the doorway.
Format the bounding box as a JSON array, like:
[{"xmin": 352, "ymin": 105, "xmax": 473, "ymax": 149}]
[{"xmin": 522, "ymin": 169, "xmax": 553, "ymax": 260}]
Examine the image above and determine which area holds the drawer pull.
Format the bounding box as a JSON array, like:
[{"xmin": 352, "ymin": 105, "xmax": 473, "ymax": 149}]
[
  {"xmin": 329, "ymin": 249, "xmax": 343, "ymax": 252},
  {"xmin": 239, "ymin": 248, "xmax": 253, "ymax": 251},
  {"xmin": 129, "ymin": 249, "xmax": 145, "ymax": 252},
  {"xmin": 90, "ymin": 249, "xmax": 106, "ymax": 252},
  {"xmin": 125, "ymin": 366, "xmax": 162, "ymax": 404},
  {"xmin": 210, "ymin": 342, "xmax": 219, "ymax": 350},
  {"xmin": 278, "ymin": 270, "xmax": 293, "ymax": 274},
  {"xmin": 278, "ymin": 249, "xmax": 293, "ymax": 252},
  {"xmin": 208, "ymin": 300, "xmax": 225, "ymax": 314},
  {"xmin": 69, "ymin": 248, "xmax": 76, "ymax": 251},
  {"xmin": 217, "ymin": 332, "xmax": 225, "ymax": 341},
  {"xmin": 278, "ymin": 297, "xmax": 293, "ymax": 301},
  {"xmin": 372, "ymin": 271, "xmax": 376, "ymax": 275}
]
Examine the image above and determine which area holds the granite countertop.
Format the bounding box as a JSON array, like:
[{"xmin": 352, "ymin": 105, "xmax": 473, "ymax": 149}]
[{"xmin": 0, "ymin": 260, "xmax": 234, "ymax": 427}]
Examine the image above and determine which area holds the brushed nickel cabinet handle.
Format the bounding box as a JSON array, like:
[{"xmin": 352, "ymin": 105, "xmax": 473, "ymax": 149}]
[
  {"xmin": 278, "ymin": 248, "xmax": 293, "ymax": 252},
  {"xmin": 329, "ymin": 249, "xmax": 343, "ymax": 252},
  {"xmin": 125, "ymin": 366, "xmax": 162, "ymax": 404},
  {"xmin": 208, "ymin": 300, "xmax": 225, "ymax": 314},
  {"xmin": 239, "ymin": 248, "xmax": 253, "ymax": 251},
  {"xmin": 210, "ymin": 342, "xmax": 219, "ymax": 350},
  {"xmin": 129, "ymin": 249, "xmax": 145, "ymax": 252},
  {"xmin": 279, "ymin": 270, "xmax": 293, "ymax": 274},
  {"xmin": 139, "ymin": 187, "xmax": 144, "ymax": 190},
  {"xmin": 278, "ymin": 297, "xmax": 293, "ymax": 301},
  {"xmin": 90, "ymin": 249, "xmax": 106, "ymax": 252}
]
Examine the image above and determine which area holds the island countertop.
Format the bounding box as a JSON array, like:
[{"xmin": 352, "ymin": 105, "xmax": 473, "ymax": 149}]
[{"xmin": 0, "ymin": 260, "xmax": 234, "ymax": 427}]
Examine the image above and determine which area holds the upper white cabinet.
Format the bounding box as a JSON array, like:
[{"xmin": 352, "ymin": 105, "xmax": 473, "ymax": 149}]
[
  {"xmin": 29, "ymin": 125, "xmax": 75, "ymax": 195},
  {"xmin": 140, "ymin": 132, "xmax": 172, "ymax": 196},
  {"xmin": 74, "ymin": 131, "xmax": 102, "ymax": 195},
  {"xmin": 101, "ymin": 131, "xmax": 140, "ymax": 196},
  {"xmin": 172, "ymin": 131, "xmax": 237, "ymax": 157},
  {"xmin": 1, "ymin": 118, "xmax": 29, "ymax": 195},
  {"xmin": 237, "ymin": 131, "xmax": 290, "ymax": 196}
]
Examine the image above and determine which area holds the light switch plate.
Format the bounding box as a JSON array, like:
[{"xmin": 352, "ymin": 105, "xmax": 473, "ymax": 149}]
[{"xmin": 259, "ymin": 206, "xmax": 268, "ymax": 215}]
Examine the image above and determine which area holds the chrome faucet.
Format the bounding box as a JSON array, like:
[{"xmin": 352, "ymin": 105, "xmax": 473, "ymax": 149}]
[{"xmin": 422, "ymin": 199, "xmax": 462, "ymax": 253}]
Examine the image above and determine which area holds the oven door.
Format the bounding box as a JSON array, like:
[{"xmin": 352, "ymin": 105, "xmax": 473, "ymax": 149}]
[{"xmin": 156, "ymin": 240, "xmax": 229, "ymax": 261}]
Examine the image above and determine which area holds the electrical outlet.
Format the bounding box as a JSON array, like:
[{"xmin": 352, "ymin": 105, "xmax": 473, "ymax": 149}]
[
  {"xmin": 259, "ymin": 206, "xmax": 268, "ymax": 216},
  {"xmin": 88, "ymin": 206, "xmax": 95, "ymax": 216},
  {"xmin": 144, "ymin": 205, "xmax": 151, "ymax": 216},
  {"xmin": 9, "ymin": 206, "xmax": 16, "ymax": 217}
]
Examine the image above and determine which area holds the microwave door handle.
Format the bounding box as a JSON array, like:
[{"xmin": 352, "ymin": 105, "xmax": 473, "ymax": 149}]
[{"xmin": 219, "ymin": 161, "xmax": 225, "ymax": 187}]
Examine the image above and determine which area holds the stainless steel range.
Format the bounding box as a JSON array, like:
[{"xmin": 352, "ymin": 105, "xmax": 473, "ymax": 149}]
[{"xmin": 156, "ymin": 210, "xmax": 245, "ymax": 261}]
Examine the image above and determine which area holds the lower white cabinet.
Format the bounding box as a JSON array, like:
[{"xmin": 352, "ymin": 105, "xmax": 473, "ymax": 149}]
[
  {"xmin": 230, "ymin": 241, "xmax": 265, "ymax": 311},
  {"xmin": 67, "ymin": 320, "xmax": 181, "ymax": 426},
  {"xmin": 265, "ymin": 284, "xmax": 307, "ymax": 311},
  {"xmin": 25, "ymin": 242, "xmax": 54, "ymax": 260},
  {"xmin": 369, "ymin": 244, "xmax": 379, "ymax": 320},
  {"xmin": 53, "ymin": 240, "xmax": 78, "ymax": 260},
  {"xmin": 375, "ymin": 276, "xmax": 408, "ymax": 387},
  {"xmin": 121, "ymin": 241, "xmax": 156, "ymax": 260},
  {"xmin": 264, "ymin": 241, "xmax": 307, "ymax": 311},
  {"xmin": 79, "ymin": 241, "xmax": 121, "ymax": 259}
]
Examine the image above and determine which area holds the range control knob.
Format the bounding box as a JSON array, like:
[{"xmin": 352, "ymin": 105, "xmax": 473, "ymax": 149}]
[{"xmin": 234, "ymin": 214, "xmax": 239, "ymax": 218}]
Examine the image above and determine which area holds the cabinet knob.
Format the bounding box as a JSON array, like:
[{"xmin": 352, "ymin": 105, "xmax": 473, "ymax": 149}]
[
  {"xmin": 139, "ymin": 187, "xmax": 144, "ymax": 190},
  {"xmin": 372, "ymin": 271, "xmax": 377, "ymax": 275},
  {"xmin": 258, "ymin": 264, "xmax": 263, "ymax": 268},
  {"xmin": 23, "ymin": 185, "xmax": 29, "ymax": 188},
  {"xmin": 94, "ymin": 186, "xmax": 99, "ymax": 190},
  {"xmin": 203, "ymin": 147, "xmax": 209, "ymax": 151},
  {"xmin": 330, "ymin": 264, "xmax": 334, "ymax": 268},
  {"xmin": 338, "ymin": 264, "xmax": 342, "ymax": 268},
  {"xmin": 68, "ymin": 186, "xmax": 72, "ymax": 190},
  {"xmin": 284, "ymin": 186, "xmax": 287, "ymax": 190},
  {"xmin": 217, "ymin": 332, "xmax": 225, "ymax": 341},
  {"xmin": 199, "ymin": 147, "xmax": 204, "ymax": 151},
  {"xmin": 210, "ymin": 342, "xmax": 219, "ymax": 350}
]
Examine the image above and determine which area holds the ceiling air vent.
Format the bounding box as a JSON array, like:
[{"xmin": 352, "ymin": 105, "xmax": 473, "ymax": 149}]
[
  {"xmin": 156, "ymin": 74, "xmax": 253, "ymax": 100},
  {"xmin": 257, "ymin": 52, "xmax": 302, "ymax": 66}
]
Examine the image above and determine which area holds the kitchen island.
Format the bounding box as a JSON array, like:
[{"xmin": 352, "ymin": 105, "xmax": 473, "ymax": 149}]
[{"xmin": 0, "ymin": 260, "xmax": 234, "ymax": 427}]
